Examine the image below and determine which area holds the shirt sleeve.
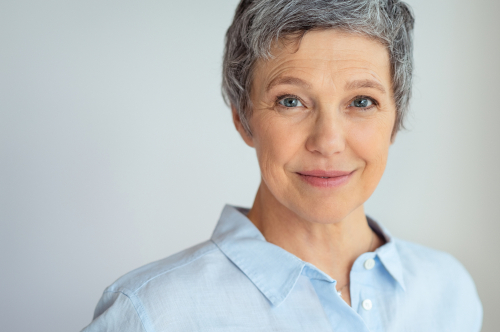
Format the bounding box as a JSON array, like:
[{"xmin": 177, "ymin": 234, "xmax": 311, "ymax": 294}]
[
  {"xmin": 81, "ymin": 291, "xmax": 149, "ymax": 332},
  {"xmin": 468, "ymin": 276, "xmax": 483, "ymax": 332},
  {"xmin": 447, "ymin": 254, "xmax": 483, "ymax": 332}
]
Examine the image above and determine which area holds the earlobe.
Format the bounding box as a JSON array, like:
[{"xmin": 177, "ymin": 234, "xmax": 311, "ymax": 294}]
[
  {"xmin": 390, "ymin": 131, "xmax": 398, "ymax": 144},
  {"xmin": 390, "ymin": 119, "xmax": 398, "ymax": 144},
  {"xmin": 231, "ymin": 106, "xmax": 255, "ymax": 148}
]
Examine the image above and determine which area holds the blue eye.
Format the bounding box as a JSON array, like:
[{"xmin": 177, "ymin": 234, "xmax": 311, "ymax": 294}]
[
  {"xmin": 279, "ymin": 97, "xmax": 303, "ymax": 108},
  {"xmin": 350, "ymin": 97, "xmax": 373, "ymax": 108}
]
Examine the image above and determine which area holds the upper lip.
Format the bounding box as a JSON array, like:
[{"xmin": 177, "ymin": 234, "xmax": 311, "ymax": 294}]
[{"xmin": 296, "ymin": 170, "xmax": 354, "ymax": 178}]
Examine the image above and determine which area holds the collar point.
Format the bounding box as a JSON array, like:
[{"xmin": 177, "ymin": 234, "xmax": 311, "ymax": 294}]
[{"xmin": 268, "ymin": 295, "xmax": 286, "ymax": 308}]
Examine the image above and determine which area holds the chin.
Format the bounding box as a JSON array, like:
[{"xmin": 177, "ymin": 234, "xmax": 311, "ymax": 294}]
[{"xmin": 286, "ymin": 196, "xmax": 361, "ymax": 225}]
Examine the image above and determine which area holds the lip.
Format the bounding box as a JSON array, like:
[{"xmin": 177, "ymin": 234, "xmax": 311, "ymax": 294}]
[{"xmin": 296, "ymin": 169, "xmax": 355, "ymax": 188}]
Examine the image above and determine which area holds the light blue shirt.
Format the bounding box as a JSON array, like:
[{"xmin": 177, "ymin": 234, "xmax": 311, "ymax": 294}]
[{"xmin": 82, "ymin": 205, "xmax": 482, "ymax": 332}]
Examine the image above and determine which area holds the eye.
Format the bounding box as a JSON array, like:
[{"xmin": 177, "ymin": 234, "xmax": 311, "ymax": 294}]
[
  {"xmin": 278, "ymin": 97, "xmax": 303, "ymax": 108},
  {"xmin": 350, "ymin": 96, "xmax": 374, "ymax": 108}
]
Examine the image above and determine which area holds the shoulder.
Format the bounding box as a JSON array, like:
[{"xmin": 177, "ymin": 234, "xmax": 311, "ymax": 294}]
[
  {"xmin": 393, "ymin": 238, "xmax": 483, "ymax": 331},
  {"xmin": 87, "ymin": 238, "xmax": 263, "ymax": 331},
  {"xmin": 104, "ymin": 239, "xmax": 222, "ymax": 295},
  {"xmin": 394, "ymin": 238, "xmax": 474, "ymax": 285},
  {"xmin": 84, "ymin": 240, "xmax": 234, "ymax": 331},
  {"xmin": 91, "ymin": 239, "xmax": 239, "ymax": 319}
]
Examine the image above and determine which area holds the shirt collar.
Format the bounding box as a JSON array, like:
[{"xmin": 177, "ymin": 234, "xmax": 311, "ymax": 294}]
[
  {"xmin": 211, "ymin": 205, "xmax": 306, "ymax": 307},
  {"xmin": 211, "ymin": 205, "xmax": 406, "ymax": 307},
  {"xmin": 368, "ymin": 216, "xmax": 406, "ymax": 291}
]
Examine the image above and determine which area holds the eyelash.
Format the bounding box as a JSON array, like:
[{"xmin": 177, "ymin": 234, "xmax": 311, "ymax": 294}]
[
  {"xmin": 348, "ymin": 95, "xmax": 379, "ymax": 111},
  {"xmin": 275, "ymin": 94, "xmax": 379, "ymax": 111},
  {"xmin": 275, "ymin": 94, "xmax": 303, "ymax": 107}
]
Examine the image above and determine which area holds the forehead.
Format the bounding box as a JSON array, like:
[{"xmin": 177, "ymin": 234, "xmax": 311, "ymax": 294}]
[{"xmin": 253, "ymin": 29, "xmax": 391, "ymax": 90}]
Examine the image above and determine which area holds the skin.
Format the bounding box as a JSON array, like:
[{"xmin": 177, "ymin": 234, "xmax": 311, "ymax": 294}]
[{"xmin": 232, "ymin": 29, "xmax": 396, "ymax": 306}]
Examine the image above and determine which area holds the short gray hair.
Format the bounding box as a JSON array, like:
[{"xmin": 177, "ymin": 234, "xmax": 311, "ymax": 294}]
[{"xmin": 222, "ymin": 0, "xmax": 415, "ymax": 136}]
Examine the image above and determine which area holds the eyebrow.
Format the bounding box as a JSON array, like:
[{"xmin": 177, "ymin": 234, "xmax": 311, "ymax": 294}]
[
  {"xmin": 345, "ymin": 79, "xmax": 386, "ymax": 94},
  {"xmin": 266, "ymin": 76, "xmax": 312, "ymax": 92}
]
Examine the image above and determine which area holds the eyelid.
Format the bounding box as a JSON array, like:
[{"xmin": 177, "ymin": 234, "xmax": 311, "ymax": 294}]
[
  {"xmin": 275, "ymin": 94, "xmax": 305, "ymax": 106},
  {"xmin": 348, "ymin": 95, "xmax": 379, "ymax": 107},
  {"xmin": 274, "ymin": 94, "xmax": 378, "ymax": 109}
]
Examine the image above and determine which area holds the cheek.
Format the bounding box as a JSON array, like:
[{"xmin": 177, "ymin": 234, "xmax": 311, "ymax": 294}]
[
  {"xmin": 348, "ymin": 117, "xmax": 393, "ymax": 189},
  {"xmin": 252, "ymin": 114, "xmax": 305, "ymax": 184}
]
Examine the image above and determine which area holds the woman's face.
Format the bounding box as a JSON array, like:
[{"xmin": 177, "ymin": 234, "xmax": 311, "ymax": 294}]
[{"xmin": 236, "ymin": 29, "xmax": 396, "ymax": 224}]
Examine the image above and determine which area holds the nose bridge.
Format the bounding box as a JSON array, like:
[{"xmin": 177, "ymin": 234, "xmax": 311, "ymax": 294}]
[{"xmin": 306, "ymin": 103, "xmax": 345, "ymax": 156}]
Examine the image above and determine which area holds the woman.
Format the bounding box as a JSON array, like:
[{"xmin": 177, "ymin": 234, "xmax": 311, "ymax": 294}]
[{"xmin": 82, "ymin": 0, "xmax": 482, "ymax": 331}]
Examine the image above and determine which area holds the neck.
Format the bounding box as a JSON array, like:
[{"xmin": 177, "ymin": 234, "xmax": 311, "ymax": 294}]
[{"xmin": 247, "ymin": 181, "xmax": 382, "ymax": 284}]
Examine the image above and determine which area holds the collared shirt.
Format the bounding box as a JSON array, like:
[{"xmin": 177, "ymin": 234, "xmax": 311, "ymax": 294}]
[{"xmin": 82, "ymin": 205, "xmax": 482, "ymax": 332}]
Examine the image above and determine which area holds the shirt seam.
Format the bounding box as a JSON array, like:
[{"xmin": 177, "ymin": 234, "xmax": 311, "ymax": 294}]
[
  {"xmin": 132, "ymin": 243, "xmax": 219, "ymax": 293},
  {"xmin": 103, "ymin": 290, "xmax": 155, "ymax": 332}
]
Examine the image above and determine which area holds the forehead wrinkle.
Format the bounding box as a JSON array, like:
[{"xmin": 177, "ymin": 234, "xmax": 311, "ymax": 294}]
[
  {"xmin": 260, "ymin": 59, "xmax": 319, "ymax": 91},
  {"xmin": 345, "ymin": 79, "xmax": 386, "ymax": 94},
  {"xmin": 256, "ymin": 45, "xmax": 391, "ymax": 97},
  {"xmin": 266, "ymin": 75, "xmax": 312, "ymax": 92},
  {"xmin": 324, "ymin": 60, "xmax": 390, "ymax": 89}
]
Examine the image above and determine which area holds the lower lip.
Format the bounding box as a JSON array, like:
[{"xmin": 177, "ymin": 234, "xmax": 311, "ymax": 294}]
[{"xmin": 297, "ymin": 172, "xmax": 354, "ymax": 188}]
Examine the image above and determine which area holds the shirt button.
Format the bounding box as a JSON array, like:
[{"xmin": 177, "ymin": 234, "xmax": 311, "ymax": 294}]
[
  {"xmin": 362, "ymin": 299, "xmax": 373, "ymax": 311},
  {"xmin": 364, "ymin": 258, "xmax": 375, "ymax": 270}
]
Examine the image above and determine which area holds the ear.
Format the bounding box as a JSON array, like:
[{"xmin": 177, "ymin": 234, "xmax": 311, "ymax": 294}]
[
  {"xmin": 390, "ymin": 131, "xmax": 397, "ymax": 144},
  {"xmin": 232, "ymin": 106, "xmax": 255, "ymax": 147},
  {"xmin": 390, "ymin": 112, "xmax": 399, "ymax": 144}
]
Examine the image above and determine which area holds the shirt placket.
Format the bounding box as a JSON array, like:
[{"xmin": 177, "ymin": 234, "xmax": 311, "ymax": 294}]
[
  {"xmin": 303, "ymin": 265, "xmax": 371, "ymax": 332},
  {"xmin": 350, "ymin": 252, "xmax": 384, "ymax": 332}
]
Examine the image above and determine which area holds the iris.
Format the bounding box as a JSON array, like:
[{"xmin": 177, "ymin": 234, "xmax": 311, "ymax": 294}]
[
  {"xmin": 280, "ymin": 98, "xmax": 300, "ymax": 107},
  {"xmin": 351, "ymin": 97, "xmax": 372, "ymax": 108}
]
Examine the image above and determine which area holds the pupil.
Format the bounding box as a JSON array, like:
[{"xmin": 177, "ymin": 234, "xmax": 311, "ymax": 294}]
[
  {"xmin": 355, "ymin": 98, "xmax": 368, "ymax": 107},
  {"xmin": 284, "ymin": 98, "xmax": 298, "ymax": 107}
]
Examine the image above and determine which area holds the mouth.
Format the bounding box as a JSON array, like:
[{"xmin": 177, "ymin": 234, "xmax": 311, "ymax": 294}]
[{"xmin": 296, "ymin": 170, "xmax": 355, "ymax": 188}]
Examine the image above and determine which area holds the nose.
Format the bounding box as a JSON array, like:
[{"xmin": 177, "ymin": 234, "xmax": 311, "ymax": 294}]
[{"xmin": 305, "ymin": 111, "xmax": 346, "ymax": 157}]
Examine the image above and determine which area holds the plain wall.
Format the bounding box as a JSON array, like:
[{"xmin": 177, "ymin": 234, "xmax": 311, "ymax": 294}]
[{"xmin": 1, "ymin": 0, "xmax": 499, "ymax": 331}]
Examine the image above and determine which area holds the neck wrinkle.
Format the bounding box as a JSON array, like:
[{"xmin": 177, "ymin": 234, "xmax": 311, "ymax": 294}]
[{"xmin": 247, "ymin": 180, "xmax": 376, "ymax": 281}]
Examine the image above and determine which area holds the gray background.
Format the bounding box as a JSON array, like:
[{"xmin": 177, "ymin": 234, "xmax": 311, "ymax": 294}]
[{"xmin": 1, "ymin": 0, "xmax": 499, "ymax": 331}]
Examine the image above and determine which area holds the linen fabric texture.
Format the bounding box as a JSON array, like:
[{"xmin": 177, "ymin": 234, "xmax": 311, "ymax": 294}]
[{"xmin": 81, "ymin": 205, "xmax": 482, "ymax": 332}]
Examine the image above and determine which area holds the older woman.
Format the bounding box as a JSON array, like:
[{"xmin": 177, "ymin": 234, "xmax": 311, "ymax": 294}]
[{"xmin": 82, "ymin": 0, "xmax": 482, "ymax": 331}]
